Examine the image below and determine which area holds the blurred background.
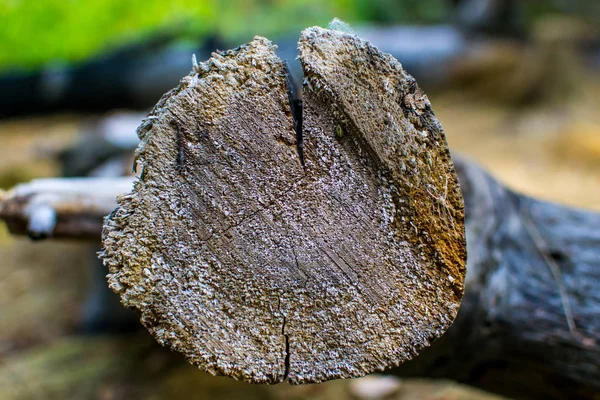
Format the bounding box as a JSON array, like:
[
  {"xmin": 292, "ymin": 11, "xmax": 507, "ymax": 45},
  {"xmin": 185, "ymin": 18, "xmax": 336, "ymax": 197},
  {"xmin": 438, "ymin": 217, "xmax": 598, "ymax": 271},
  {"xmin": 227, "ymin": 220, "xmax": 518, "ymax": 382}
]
[{"xmin": 0, "ymin": 0, "xmax": 598, "ymax": 399}]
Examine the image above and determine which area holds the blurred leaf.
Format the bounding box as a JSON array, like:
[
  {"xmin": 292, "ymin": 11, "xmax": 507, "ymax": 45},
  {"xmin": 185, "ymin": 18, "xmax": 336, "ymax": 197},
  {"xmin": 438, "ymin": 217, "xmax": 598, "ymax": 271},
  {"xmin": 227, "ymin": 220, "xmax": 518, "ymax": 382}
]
[{"xmin": 0, "ymin": 0, "xmax": 449, "ymax": 70}]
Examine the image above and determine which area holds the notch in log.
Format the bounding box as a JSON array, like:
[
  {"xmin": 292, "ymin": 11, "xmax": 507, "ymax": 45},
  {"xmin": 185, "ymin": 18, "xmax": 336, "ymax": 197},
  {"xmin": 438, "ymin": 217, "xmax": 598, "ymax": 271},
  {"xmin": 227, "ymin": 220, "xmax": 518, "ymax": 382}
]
[{"xmin": 99, "ymin": 27, "xmax": 466, "ymax": 384}]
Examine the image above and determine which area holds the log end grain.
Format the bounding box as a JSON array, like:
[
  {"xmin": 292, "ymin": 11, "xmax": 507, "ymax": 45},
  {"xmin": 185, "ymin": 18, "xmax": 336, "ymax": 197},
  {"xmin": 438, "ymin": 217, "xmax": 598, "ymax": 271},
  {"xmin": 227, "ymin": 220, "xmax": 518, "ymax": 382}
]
[{"xmin": 100, "ymin": 29, "xmax": 466, "ymax": 384}]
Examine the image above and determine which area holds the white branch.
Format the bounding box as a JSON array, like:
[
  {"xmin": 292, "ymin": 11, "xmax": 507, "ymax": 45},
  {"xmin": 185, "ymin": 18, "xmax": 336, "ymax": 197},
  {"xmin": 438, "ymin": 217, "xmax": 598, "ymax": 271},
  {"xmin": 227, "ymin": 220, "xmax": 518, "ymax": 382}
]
[{"xmin": 0, "ymin": 177, "xmax": 135, "ymax": 240}]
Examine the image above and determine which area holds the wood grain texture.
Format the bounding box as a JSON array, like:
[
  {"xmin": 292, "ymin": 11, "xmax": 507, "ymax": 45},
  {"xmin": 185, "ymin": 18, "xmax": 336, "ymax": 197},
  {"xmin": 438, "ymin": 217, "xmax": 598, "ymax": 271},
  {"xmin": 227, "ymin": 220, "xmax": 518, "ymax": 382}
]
[{"xmin": 100, "ymin": 29, "xmax": 466, "ymax": 384}]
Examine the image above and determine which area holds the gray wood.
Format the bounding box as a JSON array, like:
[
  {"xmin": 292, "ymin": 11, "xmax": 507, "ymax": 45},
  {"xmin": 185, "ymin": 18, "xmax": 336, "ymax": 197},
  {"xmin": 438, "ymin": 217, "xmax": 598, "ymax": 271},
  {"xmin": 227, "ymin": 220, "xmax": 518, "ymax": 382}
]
[{"xmin": 99, "ymin": 30, "xmax": 466, "ymax": 384}]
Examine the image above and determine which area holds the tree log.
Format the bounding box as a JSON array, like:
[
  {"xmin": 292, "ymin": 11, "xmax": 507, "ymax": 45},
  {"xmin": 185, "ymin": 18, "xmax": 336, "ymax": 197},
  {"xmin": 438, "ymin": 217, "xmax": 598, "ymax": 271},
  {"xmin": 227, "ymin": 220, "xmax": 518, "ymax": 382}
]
[{"xmin": 99, "ymin": 28, "xmax": 466, "ymax": 384}]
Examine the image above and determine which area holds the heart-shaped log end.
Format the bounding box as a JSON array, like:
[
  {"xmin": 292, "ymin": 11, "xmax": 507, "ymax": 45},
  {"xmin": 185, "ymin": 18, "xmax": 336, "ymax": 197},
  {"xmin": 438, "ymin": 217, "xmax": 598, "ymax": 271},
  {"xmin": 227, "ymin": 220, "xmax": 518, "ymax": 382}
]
[{"xmin": 100, "ymin": 29, "xmax": 466, "ymax": 385}]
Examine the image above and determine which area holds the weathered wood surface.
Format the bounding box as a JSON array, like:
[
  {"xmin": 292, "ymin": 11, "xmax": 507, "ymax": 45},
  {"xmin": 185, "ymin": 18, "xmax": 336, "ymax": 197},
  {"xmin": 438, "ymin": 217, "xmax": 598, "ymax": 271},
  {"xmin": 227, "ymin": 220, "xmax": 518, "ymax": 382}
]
[
  {"xmin": 393, "ymin": 159, "xmax": 600, "ymax": 400},
  {"xmin": 0, "ymin": 177, "xmax": 134, "ymax": 240},
  {"xmin": 99, "ymin": 28, "xmax": 466, "ymax": 384}
]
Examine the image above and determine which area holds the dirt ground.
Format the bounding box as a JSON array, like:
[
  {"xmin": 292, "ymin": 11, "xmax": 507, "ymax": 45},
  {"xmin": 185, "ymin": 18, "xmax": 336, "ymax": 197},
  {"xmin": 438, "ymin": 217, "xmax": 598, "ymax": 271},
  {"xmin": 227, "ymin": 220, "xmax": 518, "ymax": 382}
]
[
  {"xmin": 436, "ymin": 78, "xmax": 600, "ymax": 212},
  {"xmin": 0, "ymin": 70, "xmax": 598, "ymax": 399}
]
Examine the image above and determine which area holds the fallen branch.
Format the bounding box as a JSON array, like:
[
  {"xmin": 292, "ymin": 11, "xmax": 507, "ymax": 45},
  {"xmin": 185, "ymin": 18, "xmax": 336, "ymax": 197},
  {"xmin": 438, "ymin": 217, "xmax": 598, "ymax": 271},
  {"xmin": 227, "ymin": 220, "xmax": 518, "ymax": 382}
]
[{"xmin": 0, "ymin": 177, "xmax": 134, "ymax": 240}]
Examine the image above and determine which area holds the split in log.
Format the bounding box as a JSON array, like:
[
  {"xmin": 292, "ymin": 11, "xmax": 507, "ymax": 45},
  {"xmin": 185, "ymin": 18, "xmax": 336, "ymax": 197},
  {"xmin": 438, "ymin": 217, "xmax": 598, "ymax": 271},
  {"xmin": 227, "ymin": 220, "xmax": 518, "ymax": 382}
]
[{"xmin": 99, "ymin": 27, "xmax": 466, "ymax": 384}]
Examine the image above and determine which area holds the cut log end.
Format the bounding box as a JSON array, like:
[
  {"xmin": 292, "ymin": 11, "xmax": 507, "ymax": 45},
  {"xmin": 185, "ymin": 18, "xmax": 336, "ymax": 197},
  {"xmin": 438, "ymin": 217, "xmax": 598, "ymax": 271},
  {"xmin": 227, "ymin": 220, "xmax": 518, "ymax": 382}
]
[{"xmin": 100, "ymin": 27, "xmax": 466, "ymax": 384}]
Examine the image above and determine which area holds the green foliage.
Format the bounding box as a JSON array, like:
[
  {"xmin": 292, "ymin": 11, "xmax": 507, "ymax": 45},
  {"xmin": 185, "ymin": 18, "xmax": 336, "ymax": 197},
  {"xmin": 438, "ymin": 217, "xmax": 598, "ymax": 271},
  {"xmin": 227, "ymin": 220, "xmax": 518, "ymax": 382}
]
[
  {"xmin": 0, "ymin": 0, "xmax": 449, "ymax": 70},
  {"xmin": 0, "ymin": 0, "xmax": 216, "ymax": 69}
]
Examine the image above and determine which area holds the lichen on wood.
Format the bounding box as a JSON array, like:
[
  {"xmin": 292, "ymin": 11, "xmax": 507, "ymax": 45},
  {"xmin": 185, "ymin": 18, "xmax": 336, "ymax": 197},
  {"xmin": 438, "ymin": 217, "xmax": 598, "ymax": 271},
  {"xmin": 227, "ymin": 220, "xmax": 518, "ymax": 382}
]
[{"xmin": 100, "ymin": 27, "xmax": 466, "ymax": 384}]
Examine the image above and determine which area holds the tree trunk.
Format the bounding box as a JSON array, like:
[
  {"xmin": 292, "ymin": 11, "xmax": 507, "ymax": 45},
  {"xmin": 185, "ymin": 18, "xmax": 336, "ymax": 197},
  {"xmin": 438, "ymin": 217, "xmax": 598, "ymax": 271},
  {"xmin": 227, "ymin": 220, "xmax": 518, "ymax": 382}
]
[{"xmin": 98, "ymin": 29, "xmax": 467, "ymax": 385}]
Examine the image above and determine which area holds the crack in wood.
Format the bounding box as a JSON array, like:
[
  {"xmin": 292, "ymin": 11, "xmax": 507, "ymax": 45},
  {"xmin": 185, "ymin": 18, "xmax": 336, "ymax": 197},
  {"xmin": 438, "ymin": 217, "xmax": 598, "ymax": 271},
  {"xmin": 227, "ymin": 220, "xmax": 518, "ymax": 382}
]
[
  {"xmin": 284, "ymin": 62, "xmax": 304, "ymax": 168},
  {"xmin": 170, "ymin": 120, "xmax": 187, "ymax": 172},
  {"xmin": 282, "ymin": 315, "xmax": 290, "ymax": 381}
]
